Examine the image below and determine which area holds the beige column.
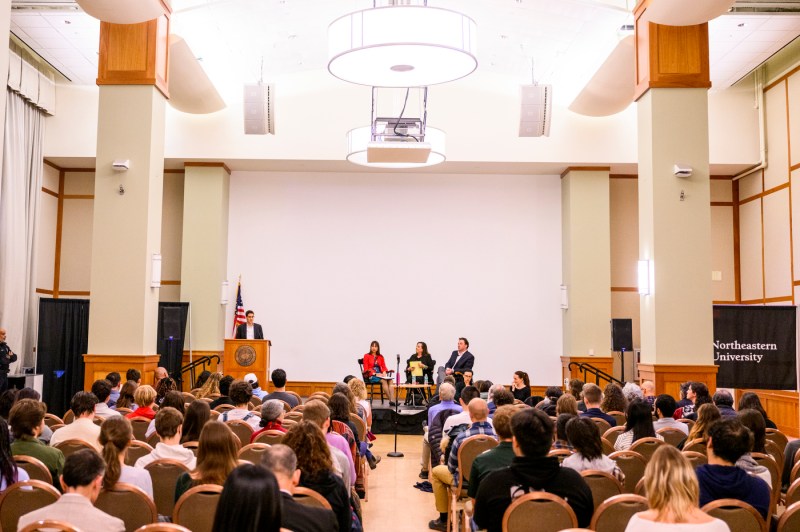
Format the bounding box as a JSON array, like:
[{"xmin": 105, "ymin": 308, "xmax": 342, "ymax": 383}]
[
  {"xmin": 634, "ymin": 5, "xmax": 717, "ymax": 396},
  {"xmin": 561, "ymin": 167, "xmax": 613, "ymax": 377},
  {"xmin": 180, "ymin": 163, "xmax": 230, "ymax": 357}
]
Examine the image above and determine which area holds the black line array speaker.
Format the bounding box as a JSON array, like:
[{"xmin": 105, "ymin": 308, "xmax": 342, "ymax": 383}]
[{"xmin": 611, "ymin": 318, "xmax": 633, "ymax": 352}]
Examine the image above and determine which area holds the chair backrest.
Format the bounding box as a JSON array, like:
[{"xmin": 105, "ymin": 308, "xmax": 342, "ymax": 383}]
[
  {"xmin": 501, "ymin": 491, "xmax": 578, "ymax": 532},
  {"xmin": 634, "ymin": 477, "xmax": 646, "ymax": 497},
  {"xmin": 53, "ymin": 438, "xmax": 96, "ymax": 458},
  {"xmin": 181, "ymin": 441, "xmax": 199, "ymax": 456},
  {"xmin": 546, "ymin": 449, "xmax": 573, "ymax": 464},
  {"xmin": 116, "ymin": 407, "xmax": 134, "ymax": 416},
  {"xmin": 285, "ymin": 391, "xmax": 303, "ymax": 405},
  {"xmin": 601, "ymin": 437, "xmax": 614, "ymax": 456},
  {"xmin": 93, "ymin": 416, "xmax": 105, "ymax": 426},
  {"xmin": 145, "ymin": 431, "xmax": 160, "ymax": 448},
  {"xmin": 763, "ymin": 440, "xmax": 784, "ymax": 475},
  {"xmin": 656, "ymin": 427, "xmax": 687, "ymax": 447},
  {"xmin": 751, "ymin": 452, "xmax": 780, "ymax": 516},
  {"xmin": 294, "ymin": 487, "xmax": 333, "ymax": 510},
  {"xmin": 579, "ymin": 470, "xmax": 623, "ymax": 511},
  {"xmin": 778, "ymin": 501, "xmax": 800, "ymax": 532},
  {"xmin": 49, "ymin": 424, "xmax": 66, "ymax": 432},
  {"xmin": 765, "ymin": 429, "xmax": 788, "ymax": 454},
  {"xmin": 224, "ymin": 419, "xmax": 254, "ymax": 448},
  {"xmin": 249, "ymin": 395, "xmax": 262, "ymax": 407},
  {"xmin": 677, "ymin": 418, "xmax": 695, "ymax": 430},
  {"xmin": 254, "ymin": 429, "xmax": 286, "ymax": 445},
  {"xmin": 18, "ymin": 520, "xmax": 81, "ymax": 532},
  {"xmin": 144, "ymin": 459, "xmax": 192, "ymax": 517},
  {"xmin": 608, "ymin": 450, "xmax": 647, "ymax": 494},
  {"xmin": 349, "ymin": 413, "xmax": 366, "ymax": 442},
  {"xmin": 43, "ymin": 413, "xmax": 64, "ymax": 428},
  {"xmin": 129, "ymin": 416, "xmax": 152, "ymax": 441},
  {"xmin": 602, "ymin": 426, "xmax": 625, "ymax": 446},
  {"xmin": 0, "ymin": 480, "xmax": 61, "ymax": 532},
  {"xmin": 291, "ymin": 404, "xmax": 306, "ymax": 412},
  {"xmin": 95, "ymin": 482, "xmax": 158, "ymax": 531},
  {"xmin": 629, "ymin": 437, "xmax": 664, "ymax": 462},
  {"xmin": 125, "ymin": 440, "xmax": 155, "ymax": 466},
  {"xmin": 133, "ymin": 524, "xmax": 192, "ymax": 532},
  {"xmin": 14, "ymin": 455, "xmax": 53, "ymax": 484},
  {"xmin": 455, "ymin": 435, "xmax": 498, "ymax": 491},
  {"xmin": 701, "ymin": 498, "xmax": 767, "ymax": 532},
  {"xmin": 173, "ymin": 484, "xmax": 223, "ymax": 532},
  {"xmin": 213, "ymin": 403, "xmax": 235, "ymax": 413},
  {"xmin": 682, "ymin": 438, "xmax": 707, "ymax": 455},
  {"xmin": 62, "ymin": 410, "xmax": 75, "ymax": 424},
  {"xmin": 589, "ymin": 493, "xmax": 648, "ymax": 532},
  {"xmin": 785, "ymin": 478, "xmax": 800, "ymax": 508},
  {"xmin": 238, "ymin": 443, "xmax": 271, "ymax": 463},
  {"xmin": 590, "ymin": 417, "xmax": 612, "ymax": 435},
  {"xmin": 276, "ymin": 400, "xmax": 291, "ymax": 413},
  {"xmin": 681, "ymin": 450, "xmax": 707, "ymax": 469},
  {"xmin": 606, "ymin": 411, "xmax": 626, "ymax": 427}
]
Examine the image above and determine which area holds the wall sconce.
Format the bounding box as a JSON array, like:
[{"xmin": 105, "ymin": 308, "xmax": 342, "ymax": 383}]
[
  {"xmin": 151, "ymin": 253, "xmax": 162, "ymax": 288},
  {"xmin": 560, "ymin": 284, "xmax": 569, "ymax": 309},
  {"xmin": 221, "ymin": 280, "xmax": 229, "ymax": 305},
  {"xmin": 638, "ymin": 260, "xmax": 651, "ymax": 295}
]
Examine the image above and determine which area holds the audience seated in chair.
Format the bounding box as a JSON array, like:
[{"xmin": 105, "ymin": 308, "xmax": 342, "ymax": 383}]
[
  {"xmin": 0, "ymin": 418, "xmax": 29, "ymax": 490},
  {"xmin": 50, "ymin": 392, "xmax": 101, "ymax": 451},
  {"xmin": 136, "ymin": 407, "xmax": 197, "ymax": 470},
  {"xmin": 219, "ymin": 380, "xmax": 260, "ymax": 430},
  {"xmin": 211, "ymin": 463, "xmax": 282, "ymax": 532},
  {"xmin": 127, "ymin": 385, "xmax": 158, "ymax": 421},
  {"xmin": 640, "ymin": 380, "xmax": 656, "ymax": 408},
  {"xmin": 174, "ymin": 421, "xmax": 239, "ymax": 501},
  {"xmin": 563, "ymin": 416, "xmax": 625, "ymax": 483},
  {"xmin": 302, "ymin": 400, "xmax": 355, "ymax": 491},
  {"xmin": 146, "ymin": 391, "xmax": 186, "ymax": 440},
  {"xmin": 180, "ymin": 400, "xmax": 211, "ymax": 445},
  {"xmin": 712, "ymin": 390, "xmax": 737, "ymax": 419},
  {"xmin": 93, "ymin": 379, "xmax": 122, "ymax": 418},
  {"xmin": 428, "ymin": 398, "xmax": 496, "ymax": 531},
  {"xmin": 18, "ymin": 449, "xmax": 126, "ymax": 532},
  {"xmin": 195, "ymin": 373, "xmax": 222, "ymax": 400},
  {"xmin": 209, "ymin": 376, "xmax": 235, "ymax": 409},
  {"xmin": 10, "ymin": 398, "xmax": 64, "ymax": 488},
  {"xmin": 473, "ymin": 408, "xmax": 593, "ymax": 532},
  {"xmin": 264, "ymin": 369, "xmax": 300, "ymax": 408},
  {"xmin": 467, "ymin": 405, "xmax": 516, "ymax": 501},
  {"xmin": 580, "ymin": 383, "xmax": 617, "ymax": 427},
  {"xmin": 100, "ymin": 416, "xmax": 154, "ymax": 499},
  {"xmin": 696, "ymin": 417, "xmax": 771, "ymax": 519},
  {"xmin": 615, "ymin": 400, "xmax": 663, "ymax": 451},
  {"xmin": 242, "ymin": 372, "xmax": 267, "ymax": 401},
  {"xmin": 735, "ymin": 409, "xmax": 772, "ymax": 488},
  {"xmin": 106, "ymin": 372, "xmax": 121, "ymax": 409},
  {"xmin": 115, "ymin": 380, "xmax": 138, "ymax": 411},
  {"xmin": 653, "ymin": 394, "xmax": 689, "ymax": 436},
  {"xmin": 251, "ymin": 400, "xmax": 288, "ymax": 443},
  {"xmin": 261, "ymin": 443, "xmax": 338, "ymax": 532},
  {"xmin": 420, "ymin": 382, "xmax": 461, "ymax": 480}
]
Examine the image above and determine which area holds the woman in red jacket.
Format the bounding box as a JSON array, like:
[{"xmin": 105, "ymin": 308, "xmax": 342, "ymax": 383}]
[{"xmin": 362, "ymin": 340, "xmax": 396, "ymax": 406}]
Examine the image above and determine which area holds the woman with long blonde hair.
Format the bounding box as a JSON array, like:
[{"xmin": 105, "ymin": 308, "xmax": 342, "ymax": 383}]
[
  {"xmin": 687, "ymin": 403, "xmax": 721, "ymax": 443},
  {"xmin": 195, "ymin": 372, "xmax": 222, "ymax": 399},
  {"xmin": 174, "ymin": 420, "xmax": 239, "ymax": 500},
  {"xmin": 348, "ymin": 378, "xmax": 372, "ymax": 430},
  {"xmin": 625, "ymin": 446, "xmax": 729, "ymax": 531},
  {"xmin": 99, "ymin": 417, "xmax": 153, "ymax": 498}
]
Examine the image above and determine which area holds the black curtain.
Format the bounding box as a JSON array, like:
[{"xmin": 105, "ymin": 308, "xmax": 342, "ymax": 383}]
[
  {"xmin": 37, "ymin": 298, "xmax": 89, "ymax": 417},
  {"xmin": 157, "ymin": 302, "xmax": 189, "ymax": 387}
]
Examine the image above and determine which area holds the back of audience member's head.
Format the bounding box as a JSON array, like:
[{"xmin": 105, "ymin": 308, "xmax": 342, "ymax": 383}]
[
  {"xmin": 690, "ymin": 382, "xmax": 710, "ymax": 401},
  {"xmin": 16, "ymin": 388, "xmax": 40, "ymax": 402},
  {"xmin": 91, "ymin": 379, "xmax": 113, "ymax": 403},
  {"xmin": 566, "ymin": 416, "xmax": 603, "ymax": 461},
  {"xmin": 219, "ymin": 375, "xmax": 235, "ymax": 396},
  {"xmin": 655, "ymin": 394, "xmax": 677, "ymax": 419},
  {"xmin": 569, "ymin": 379, "xmax": 584, "ymax": 400},
  {"xmin": 302, "ymin": 399, "xmax": 331, "ymax": 428},
  {"xmin": 438, "ymin": 382, "xmax": 456, "ymax": 402},
  {"xmin": 332, "ymin": 383, "xmax": 357, "ymax": 413},
  {"xmin": 712, "ymin": 389, "xmax": 734, "ymax": 408},
  {"xmin": 133, "ymin": 384, "xmax": 157, "ymax": 407},
  {"xmin": 493, "ymin": 387, "xmax": 515, "ymax": 408},
  {"xmin": 282, "ymin": 420, "xmax": 333, "ymax": 479},
  {"xmin": 601, "ymin": 383, "xmax": 628, "ymax": 413},
  {"xmin": 556, "ymin": 394, "xmax": 578, "ymax": 416},
  {"xmin": 582, "ymin": 383, "xmax": 602, "ymax": 405},
  {"xmin": 737, "ymin": 392, "xmax": 769, "ymax": 423},
  {"xmin": 468, "ymin": 398, "xmax": 489, "ymax": 422},
  {"xmin": 116, "ymin": 381, "xmax": 138, "ymax": 409},
  {"xmin": 342, "ymin": 375, "xmax": 355, "ymax": 384},
  {"xmin": 260, "ymin": 400, "xmax": 284, "ymax": 426},
  {"xmin": 197, "ymin": 372, "xmax": 222, "ymax": 398},
  {"xmin": 688, "ymin": 403, "xmax": 721, "ymax": 442},
  {"xmin": 738, "ymin": 408, "xmax": 766, "ymax": 453},
  {"xmin": 0, "ymin": 390, "xmax": 17, "ymax": 419},
  {"xmin": 9, "ymin": 398, "xmax": 45, "ymax": 439},
  {"xmin": 625, "ymin": 399, "xmax": 657, "ymax": 442},
  {"xmin": 271, "ymin": 369, "xmax": 288, "ymax": 388},
  {"xmin": 105, "ymin": 372, "xmax": 121, "ymax": 389},
  {"xmin": 545, "ymin": 386, "xmax": 563, "ymax": 400},
  {"xmin": 477, "ymin": 380, "xmax": 493, "ymax": 394},
  {"xmin": 229, "ymin": 380, "xmax": 253, "ymax": 406},
  {"xmin": 708, "ymin": 418, "xmax": 752, "ymax": 464},
  {"xmin": 511, "ymin": 408, "xmax": 553, "ymax": 457},
  {"xmin": 493, "ymin": 406, "xmax": 515, "ymax": 440},
  {"xmin": 195, "ymin": 370, "xmax": 211, "ymax": 389},
  {"xmin": 71, "ymin": 391, "xmax": 98, "ymax": 417},
  {"xmin": 679, "ymin": 381, "xmax": 691, "ymax": 400},
  {"xmin": 155, "ymin": 406, "xmax": 183, "ymax": 440},
  {"xmin": 212, "ymin": 464, "xmax": 281, "ymax": 532},
  {"xmin": 644, "ymin": 445, "xmax": 701, "ymax": 522},
  {"xmin": 99, "ymin": 416, "xmax": 132, "ymax": 489},
  {"xmin": 126, "ymin": 368, "xmax": 141, "ymax": 383},
  {"xmin": 328, "ymin": 393, "xmax": 351, "ymax": 422},
  {"xmin": 442, "ymin": 375, "xmax": 456, "ymax": 386},
  {"xmin": 347, "ymin": 378, "xmax": 368, "ymax": 401},
  {"xmin": 261, "ymin": 443, "xmax": 297, "ymax": 480},
  {"xmin": 622, "ymin": 382, "xmax": 644, "ymax": 403},
  {"xmin": 556, "ymin": 413, "xmax": 576, "ymax": 443},
  {"xmin": 161, "ymin": 390, "xmax": 186, "ymax": 414},
  {"xmin": 487, "ymin": 384, "xmax": 505, "ymax": 403},
  {"xmin": 155, "ymin": 377, "xmax": 177, "ymax": 403},
  {"xmin": 62, "ymin": 449, "xmax": 105, "ymax": 491},
  {"xmin": 196, "ymin": 421, "xmax": 239, "ymax": 485},
  {"xmin": 181, "ymin": 400, "xmax": 211, "ymax": 444},
  {"xmin": 459, "ymin": 386, "xmax": 480, "ymax": 405},
  {"xmin": 640, "ymin": 380, "xmax": 656, "ymax": 396}
]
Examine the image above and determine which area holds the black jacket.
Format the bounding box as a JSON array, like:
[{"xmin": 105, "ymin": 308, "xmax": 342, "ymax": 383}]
[
  {"xmin": 301, "ymin": 471, "xmax": 352, "ymax": 532},
  {"xmin": 0, "ymin": 342, "xmax": 17, "ymax": 373},
  {"xmin": 280, "ymin": 491, "xmax": 339, "ymax": 532},
  {"xmin": 235, "ymin": 322, "xmax": 264, "ymax": 339},
  {"xmin": 474, "ymin": 455, "xmax": 594, "ymax": 531}
]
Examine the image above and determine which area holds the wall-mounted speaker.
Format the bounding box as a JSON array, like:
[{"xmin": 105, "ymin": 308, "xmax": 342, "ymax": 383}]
[
  {"xmin": 611, "ymin": 318, "xmax": 633, "ymax": 352},
  {"xmin": 243, "ymin": 83, "xmax": 275, "ymax": 135},
  {"xmin": 519, "ymin": 84, "xmax": 552, "ymax": 137}
]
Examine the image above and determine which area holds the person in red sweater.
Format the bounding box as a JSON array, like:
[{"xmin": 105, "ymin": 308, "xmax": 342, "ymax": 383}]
[
  {"xmin": 362, "ymin": 340, "xmax": 396, "ymax": 405},
  {"xmin": 126, "ymin": 385, "xmax": 157, "ymax": 420}
]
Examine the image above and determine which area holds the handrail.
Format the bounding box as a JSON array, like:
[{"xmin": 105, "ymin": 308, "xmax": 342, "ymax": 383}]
[
  {"xmin": 180, "ymin": 355, "xmax": 220, "ymax": 389},
  {"xmin": 568, "ymin": 362, "xmax": 624, "ymax": 387}
]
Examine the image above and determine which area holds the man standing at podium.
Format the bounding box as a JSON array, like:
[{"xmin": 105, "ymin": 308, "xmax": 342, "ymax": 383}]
[
  {"xmin": 0, "ymin": 327, "xmax": 18, "ymax": 393},
  {"xmin": 235, "ymin": 310, "xmax": 264, "ymax": 340}
]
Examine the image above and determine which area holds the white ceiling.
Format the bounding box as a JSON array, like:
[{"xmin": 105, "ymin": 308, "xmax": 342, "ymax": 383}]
[{"xmin": 8, "ymin": 0, "xmax": 800, "ymax": 104}]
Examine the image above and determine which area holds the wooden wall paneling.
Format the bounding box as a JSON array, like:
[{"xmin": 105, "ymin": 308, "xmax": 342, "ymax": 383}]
[
  {"xmin": 83, "ymin": 354, "xmax": 161, "ymax": 391},
  {"xmin": 181, "ymin": 350, "xmax": 221, "ymax": 390},
  {"xmin": 739, "ymin": 199, "xmax": 764, "ymax": 302},
  {"xmin": 637, "ymin": 364, "xmax": 718, "ymax": 402},
  {"xmin": 762, "ymin": 189, "xmax": 793, "ymax": 299},
  {"xmin": 735, "ymin": 389, "xmax": 799, "ymax": 437},
  {"xmin": 561, "ymin": 356, "xmax": 615, "ymax": 387},
  {"xmin": 711, "ymin": 205, "xmax": 736, "ymax": 302},
  {"xmin": 764, "ymin": 81, "xmax": 790, "ymax": 190}
]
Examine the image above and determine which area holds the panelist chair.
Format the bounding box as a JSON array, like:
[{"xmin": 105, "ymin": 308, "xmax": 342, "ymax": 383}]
[{"xmin": 358, "ymin": 358, "xmax": 385, "ymax": 404}]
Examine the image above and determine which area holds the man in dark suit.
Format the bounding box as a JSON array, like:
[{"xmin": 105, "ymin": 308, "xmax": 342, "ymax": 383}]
[
  {"xmin": 235, "ymin": 310, "xmax": 264, "ymax": 339},
  {"xmin": 262, "ymin": 443, "xmax": 338, "ymax": 532},
  {"xmin": 445, "ymin": 337, "xmax": 474, "ymax": 396},
  {"xmin": 0, "ymin": 327, "xmax": 18, "ymax": 393}
]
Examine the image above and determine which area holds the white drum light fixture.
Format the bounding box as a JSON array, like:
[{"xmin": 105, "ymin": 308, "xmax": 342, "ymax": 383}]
[
  {"xmin": 328, "ymin": 1, "xmax": 477, "ymax": 87},
  {"xmin": 77, "ymin": 0, "xmax": 168, "ymax": 24}
]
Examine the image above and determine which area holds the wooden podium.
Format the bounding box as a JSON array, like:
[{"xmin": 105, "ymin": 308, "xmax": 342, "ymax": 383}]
[{"xmin": 223, "ymin": 339, "xmax": 271, "ymax": 385}]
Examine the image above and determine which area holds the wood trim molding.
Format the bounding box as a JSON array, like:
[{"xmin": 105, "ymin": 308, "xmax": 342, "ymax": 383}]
[
  {"xmin": 734, "ymin": 389, "xmax": 799, "ymax": 437},
  {"xmin": 611, "ymin": 287, "xmax": 638, "ymax": 292},
  {"xmin": 184, "ymin": 162, "xmax": 232, "ymax": 175},
  {"xmin": 739, "ymin": 295, "xmax": 793, "ymax": 304},
  {"xmin": 35, "ymin": 288, "xmax": 54, "ymax": 295},
  {"xmin": 43, "ymin": 159, "xmax": 62, "ymax": 171},
  {"xmin": 710, "ymin": 175, "xmax": 734, "ymax": 180},
  {"xmin": 786, "ymin": 81, "xmax": 795, "ymax": 305},
  {"xmin": 710, "ymin": 201, "xmax": 733, "ymax": 207},
  {"xmin": 83, "ymin": 354, "xmax": 162, "ymax": 390},
  {"xmin": 637, "ymin": 363, "xmax": 718, "ymax": 400},
  {"xmin": 609, "ymin": 174, "xmax": 638, "ymax": 180},
  {"xmin": 62, "ymin": 194, "xmax": 94, "ymax": 200},
  {"xmin": 41, "ymin": 187, "xmax": 58, "ymax": 198},
  {"xmin": 53, "ymin": 170, "xmax": 65, "ymax": 298},
  {"xmin": 738, "ymin": 181, "xmax": 790, "ymax": 205},
  {"xmin": 733, "ymin": 179, "xmax": 741, "ymax": 303},
  {"xmin": 792, "ymin": 162, "xmax": 800, "ymax": 172},
  {"xmin": 164, "ymin": 169, "xmax": 186, "ymax": 174},
  {"xmin": 161, "ymin": 280, "xmax": 181, "ymax": 285},
  {"xmin": 712, "ymin": 300, "xmax": 738, "ymax": 304},
  {"xmin": 63, "ymin": 168, "xmax": 96, "ymax": 173},
  {"xmin": 764, "ymin": 64, "xmax": 800, "ymax": 92},
  {"xmin": 59, "ymin": 290, "xmax": 90, "ymax": 296},
  {"xmin": 560, "ymin": 166, "xmax": 611, "ymax": 179}
]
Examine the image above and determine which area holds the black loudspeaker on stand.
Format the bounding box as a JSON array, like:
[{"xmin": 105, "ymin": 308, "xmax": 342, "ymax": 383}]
[
  {"xmin": 611, "ymin": 318, "xmax": 634, "ymax": 381},
  {"xmin": 388, "ymin": 354, "xmax": 404, "ymax": 458}
]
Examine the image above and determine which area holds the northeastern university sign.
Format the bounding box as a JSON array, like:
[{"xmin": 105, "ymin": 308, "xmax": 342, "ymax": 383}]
[{"xmin": 713, "ymin": 305, "xmax": 797, "ymax": 390}]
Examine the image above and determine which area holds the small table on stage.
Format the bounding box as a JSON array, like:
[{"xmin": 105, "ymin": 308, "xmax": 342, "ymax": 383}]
[{"xmin": 398, "ymin": 383, "xmax": 436, "ymax": 406}]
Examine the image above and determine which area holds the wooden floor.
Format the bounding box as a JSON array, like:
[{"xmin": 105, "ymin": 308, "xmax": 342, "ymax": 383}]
[{"xmin": 361, "ymin": 434, "xmax": 434, "ymax": 531}]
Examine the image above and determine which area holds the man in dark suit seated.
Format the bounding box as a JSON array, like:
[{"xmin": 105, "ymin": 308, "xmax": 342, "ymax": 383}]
[
  {"xmin": 261, "ymin": 443, "xmax": 338, "ymax": 532},
  {"xmin": 444, "ymin": 337, "xmax": 474, "ymax": 396},
  {"xmin": 235, "ymin": 310, "xmax": 264, "ymax": 339}
]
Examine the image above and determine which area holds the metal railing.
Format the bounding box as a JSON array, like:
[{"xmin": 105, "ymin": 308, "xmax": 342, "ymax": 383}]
[
  {"xmin": 180, "ymin": 355, "xmax": 220, "ymax": 389},
  {"xmin": 568, "ymin": 361, "xmax": 624, "ymax": 387}
]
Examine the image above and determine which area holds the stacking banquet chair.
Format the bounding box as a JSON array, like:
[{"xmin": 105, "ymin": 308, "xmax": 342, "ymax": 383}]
[
  {"xmin": 656, "ymin": 427, "xmax": 688, "ymax": 448},
  {"xmin": 43, "ymin": 413, "xmax": 63, "ymax": 428},
  {"xmin": 95, "ymin": 482, "xmax": 158, "ymax": 531},
  {"xmin": 547, "ymin": 448, "xmax": 573, "ymax": 464},
  {"xmin": 579, "ymin": 470, "xmax": 623, "ymax": 511},
  {"xmin": 173, "ymin": 484, "xmax": 223, "ymax": 532},
  {"xmin": 53, "ymin": 438, "xmax": 96, "ymax": 459},
  {"xmin": 501, "ymin": 492, "xmax": 577, "ymax": 532},
  {"xmin": 144, "ymin": 459, "xmax": 192, "ymax": 518},
  {"xmin": 778, "ymin": 501, "xmax": 800, "ymax": 532},
  {"xmin": 253, "ymin": 429, "xmax": 286, "ymax": 445},
  {"xmin": 751, "ymin": 452, "xmax": 781, "ymax": 528},
  {"xmin": 608, "ymin": 450, "xmax": 646, "ymax": 494},
  {"xmin": 294, "ymin": 487, "xmax": 332, "ymax": 510},
  {"xmin": 238, "ymin": 442, "xmax": 271, "ymax": 463},
  {"xmin": 589, "ymin": 494, "xmax": 648, "ymax": 532},
  {"xmin": 629, "ymin": 437, "xmax": 664, "ymax": 462},
  {"xmin": 0, "ymin": 480, "xmax": 60, "ymax": 532},
  {"xmin": 134, "ymin": 524, "xmax": 192, "ymax": 532},
  {"xmin": 785, "ymin": 477, "xmax": 800, "ymax": 508},
  {"xmin": 602, "ymin": 426, "xmax": 625, "ymax": 447},
  {"xmin": 701, "ymin": 499, "xmax": 767, "ymax": 532},
  {"xmin": 682, "ymin": 438, "xmax": 707, "ymax": 455},
  {"xmin": 14, "ymin": 455, "xmax": 53, "ymax": 484},
  {"xmin": 606, "ymin": 411, "xmax": 626, "ymax": 427},
  {"xmin": 18, "ymin": 521, "xmax": 80, "ymax": 532},
  {"xmin": 129, "ymin": 417, "xmax": 151, "ymax": 441},
  {"xmin": 681, "ymin": 450, "xmax": 707, "ymax": 469},
  {"xmin": 590, "ymin": 418, "xmax": 612, "ymax": 437},
  {"xmin": 449, "ymin": 435, "xmax": 498, "ymax": 532},
  {"xmin": 224, "ymin": 419, "xmax": 254, "ymax": 448}
]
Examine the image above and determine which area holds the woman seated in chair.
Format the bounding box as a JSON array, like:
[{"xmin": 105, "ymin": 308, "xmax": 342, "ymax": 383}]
[
  {"xmin": 100, "ymin": 416, "xmax": 154, "ymax": 499},
  {"xmin": 686, "ymin": 403, "xmax": 721, "ymax": 445},
  {"xmin": 405, "ymin": 342, "xmax": 434, "ymax": 404},
  {"xmin": 362, "ymin": 340, "xmax": 396, "ymax": 406},
  {"xmin": 251, "ymin": 400, "xmax": 288, "ymax": 443},
  {"xmin": 212, "ymin": 463, "xmax": 282, "ymax": 532},
  {"xmin": 181, "ymin": 400, "xmax": 211, "ymax": 444},
  {"xmin": 562, "ymin": 416, "xmax": 624, "ymax": 483},
  {"xmin": 614, "ymin": 399, "xmax": 663, "ymax": 451},
  {"xmin": 0, "ymin": 418, "xmax": 28, "ymax": 492},
  {"xmin": 175, "ymin": 421, "xmax": 239, "ymax": 501}
]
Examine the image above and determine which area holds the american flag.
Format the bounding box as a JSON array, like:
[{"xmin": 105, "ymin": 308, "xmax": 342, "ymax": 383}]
[{"xmin": 232, "ymin": 281, "xmax": 246, "ymax": 336}]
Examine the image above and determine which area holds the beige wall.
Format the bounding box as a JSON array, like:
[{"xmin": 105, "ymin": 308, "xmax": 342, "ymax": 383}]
[
  {"xmin": 160, "ymin": 172, "xmax": 185, "ymax": 302},
  {"xmin": 35, "ymin": 164, "xmax": 59, "ymax": 292}
]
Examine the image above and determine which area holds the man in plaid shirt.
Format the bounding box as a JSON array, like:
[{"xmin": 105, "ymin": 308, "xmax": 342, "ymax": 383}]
[{"xmin": 429, "ymin": 398, "xmax": 496, "ymax": 531}]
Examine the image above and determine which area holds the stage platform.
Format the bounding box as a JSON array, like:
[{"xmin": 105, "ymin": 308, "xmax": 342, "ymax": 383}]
[{"xmin": 369, "ymin": 399, "xmax": 426, "ymax": 435}]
